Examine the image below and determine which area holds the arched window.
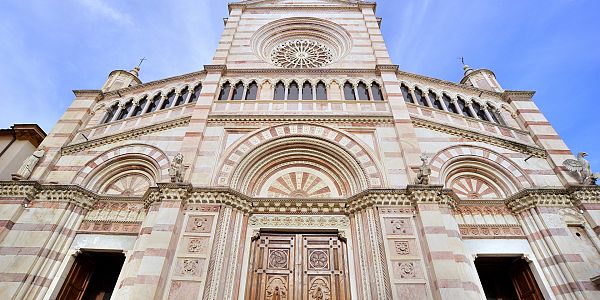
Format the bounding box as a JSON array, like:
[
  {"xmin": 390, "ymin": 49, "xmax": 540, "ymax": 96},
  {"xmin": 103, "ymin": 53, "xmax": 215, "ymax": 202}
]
[
  {"xmin": 146, "ymin": 93, "xmax": 162, "ymax": 113},
  {"xmin": 189, "ymin": 84, "xmax": 202, "ymax": 103},
  {"xmin": 245, "ymin": 81, "xmax": 258, "ymax": 100},
  {"xmin": 429, "ymin": 91, "xmax": 444, "ymax": 110},
  {"xmin": 161, "ymin": 90, "xmax": 176, "ymax": 109},
  {"xmin": 302, "ymin": 81, "xmax": 313, "ymax": 100},
  {"xmin": 371, "ymin": 82, "xmax": 384, "ymax": 101},
  {"xmin": 231, "ymin": 81, "xmax": 245, "ymax": 100},
  {"xmin": 116, "ymin": 101, "xmax": 133, "ymax": 120},
  {"xmin": 316, "ymin": 81, "xmax": 327, "ymax": 100},
  {"xmin": 443, "ymin": 94, "xmax": 459, "ymax": 114},
  {"xmin": 488, "ymin": 105, "xmax": 505, "ymax": 125},
  {"xmin": 218, "ymin": 82, "xmax": 231, "ymax": 100},
  {"xmin": 102, "ymin": 103, "xmax": 119, "ymax": 123},
  {"xmin": 471, "ymin": 101, "xmax": 490, "ymax": 121},
  {"xmin": 457, "ymin": 96, "xmax": 474, "ymax": 117},
  {"xmin": 288, "ymin": 81, "xmax": 299, "ymax": 100},
  {"xmin": 357, "ymin": 82, "xmax": 370, "ymax": 100},
  {"xmin": 415, "ymin": 88, "xmax": 428, "ymax": 106},
  {"xmin": 274, "ymin": 81, "xmax": 285, "ymax": 100},
  {"xmin": 400, "ymin": 84, "xmax": 414, "ymax": 103},
  {"xmin": 131, "ymin": 96, "xmax": 148, "ymax": 117},
  {"xmin": 344, "ymin": 82, "xmax": 356, "ymax": 100},
  {"xmin": 174, "ymin": 87, "xmax": 189, "ymax": 106}
]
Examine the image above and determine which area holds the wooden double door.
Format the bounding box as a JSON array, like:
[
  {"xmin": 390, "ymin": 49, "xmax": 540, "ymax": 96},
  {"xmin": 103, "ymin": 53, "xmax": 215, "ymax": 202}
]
[{"xmin": 246, "ymin": 232, "xmax": 351, "ymax": 300}]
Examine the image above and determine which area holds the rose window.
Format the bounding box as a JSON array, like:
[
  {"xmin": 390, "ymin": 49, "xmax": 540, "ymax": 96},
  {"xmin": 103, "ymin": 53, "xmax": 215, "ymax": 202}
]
[{"xmin": 270, "ymin": 39, "xmax": 334, "ymax": 69}]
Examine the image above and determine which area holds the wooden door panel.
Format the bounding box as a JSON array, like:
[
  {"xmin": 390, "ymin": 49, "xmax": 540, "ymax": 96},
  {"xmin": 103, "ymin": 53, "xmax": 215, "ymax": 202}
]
[
  {"xmin": 247, "ymin": 232, "xmax": 350, "ymax": 300},
  {"xmin": 56, "ymin": 254, "xmax": 95, "ymax": 300},
  {"xmin": 510, "ymin": 259, "xmax": 545, "ymax": 300}
]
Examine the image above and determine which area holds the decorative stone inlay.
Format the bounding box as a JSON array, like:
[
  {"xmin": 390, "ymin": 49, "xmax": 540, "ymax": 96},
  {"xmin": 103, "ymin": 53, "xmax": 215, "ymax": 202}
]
[
  {"xmin": 249, "ymin": 215, "xmax": 349, "ymax": 229},
  {"xmin": 394, "ymin": 241, "xmax": 410, "ymax": 255},
  {"xmin": 102, "ymin": 174, "xmax": 151, "ymax": 196},
  {"xmin": 187, "ymin": 216, "xmax": 213, "ymax": 233},
  {"xmin": 451, "ymin": 176, "xmax": 500, "ymax": 200},
  {"xmin": 268, "ymin": 249, "xmax": 289, "ymax": 269},
  {"xmin": 180, "ymin": 259, "xmax": 200, "ymax": 276},
  {"xmin": 264, "ymin": 170, "xmax": 334, "ymax": 198},
  {"xmin": 271, "ymin": 39, "xmax": 333, "ymax": 69},
  {"xmin": 308, "ymin": 249, "xmax": 329, "ymax": 270},
  {"xmin": 188, "ymin": 238, "xmax": 209, "ymax": 254},
  {"xmin": 386, "ymin": 218, "xmax": 413, "ymax": 235},
  {"xmin": 396, "ymin": 262, "xmax": 417, "ymax": 279}
]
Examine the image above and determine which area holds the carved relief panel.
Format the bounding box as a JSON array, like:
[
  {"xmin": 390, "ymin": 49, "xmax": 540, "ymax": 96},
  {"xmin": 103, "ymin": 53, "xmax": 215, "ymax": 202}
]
[
  {"xmin": 246, "ymin": 232, "xmax": 350, "ymax": 300},
  {"xmin": 378, "ymin": 207, "xmax": 432, "ymax": 300},
  {"xmin": 165, "ymin": 205, "xmax": 220, "ymax": 300}
]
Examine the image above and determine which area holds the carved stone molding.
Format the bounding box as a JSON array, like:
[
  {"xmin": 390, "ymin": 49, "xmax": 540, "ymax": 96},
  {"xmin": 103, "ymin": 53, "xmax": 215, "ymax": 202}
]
[
  {"xmin": 248, "ymin": 214, "xmax": 350, "ymax": 229},
  {"xmin": 569, "ymin": 186, "xmax": 600, "ymax": 206},
  {"xmin": 459, "ymin": 224, "xmax": 525, "ymax": 239},
  {"xmin": 412, "ymin": 117, "xmax": 546, "ymax": 158},
  {"xmin": 207, "ymin": 114, "xmax": 394, "ymax": 125},
  {"xmin": 505, "ymin": 189, "xmax": 572, "ymax": 214},
  {"xmin": 62, "ymin": 116, "xmax": 191, "ymax": 155}
]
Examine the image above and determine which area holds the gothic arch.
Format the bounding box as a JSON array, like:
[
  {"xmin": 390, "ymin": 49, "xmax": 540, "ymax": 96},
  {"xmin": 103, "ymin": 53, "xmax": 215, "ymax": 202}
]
[
  {"xmin": 430, "ymin": 145, "xmax": 533, "ymax": 198},
  {"xmin": 216, "ymin": 123, "xmax": 384, "ymax": 197},
  {"xmin": 73, "ymin": 144, "xmax": 170, "ymax": 194}
]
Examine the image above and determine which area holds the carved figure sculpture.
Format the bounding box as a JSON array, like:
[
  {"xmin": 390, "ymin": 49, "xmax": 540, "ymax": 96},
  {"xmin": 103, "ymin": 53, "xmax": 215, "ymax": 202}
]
[
  {"xmin": 563, "ymin": 152, "xmax": 599, "ymax": 185},
  {"xmin": 169, "ymin": 153, "xmax": 184, "ymax": 183},
  {"xmin": 416, "ymin": 154, "xmax": 431, "ymax": 185},
  {"xmin": 12, "ymin": 148, "xmax": 45, "ymax": 181}
]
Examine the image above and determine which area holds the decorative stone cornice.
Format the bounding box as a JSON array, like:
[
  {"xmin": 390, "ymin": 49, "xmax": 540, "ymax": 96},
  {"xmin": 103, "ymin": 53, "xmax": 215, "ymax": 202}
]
[
  {"xmin": 0, "ymin": 181, "xmax": 96, "ymax": 209},
  {"xmin": 505, "ymin": 189, "xmax": 572, "ymax": 214},
  {"xmin": 61, "ymin": 116, "xmax": 191, "ymax": 155},
  {"xmin": 207, "ymin": 114, "xmax": 394, "ymax": 125},
  {"xmin": 224, "ymin": 68, "xmax": 377, "ymax": 75},
  {"xmin": 376, "ymin": 64, "xmax": 399, "ymax": 73},
  {"xmin": 204, "ymin": 65, "xmax": 227, "ymax": 73},
  {"xmin": 412, "ymin": 116, "xmax": 547, "ymax": 158},
  {"xmin": 0, "ymin": 181, "xmax": 41, "ymax": 202},
  {"xmin": 568, "ymin": 185, "xmax": 600, "ymax": 206},
  {"xmin": 248, "ymin": 214, "xmax": 350, "ymax": 229},
  {"xmin": 502, "ymin": 90, "xmax": 536, "ymax": 101}
]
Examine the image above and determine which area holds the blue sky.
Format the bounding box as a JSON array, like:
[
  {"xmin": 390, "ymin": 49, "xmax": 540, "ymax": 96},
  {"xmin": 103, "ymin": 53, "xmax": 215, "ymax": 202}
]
[{"xmin": 0, "ymin": 0, "xmax": 599, "ymax": 169}]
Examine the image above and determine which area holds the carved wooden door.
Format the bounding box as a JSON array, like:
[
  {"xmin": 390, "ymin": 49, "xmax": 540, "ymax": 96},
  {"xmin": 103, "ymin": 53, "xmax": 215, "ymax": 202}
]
[
  {"xmin": 510, "ymin": 259, "xmax": 545, "ymax": 300},
  {"xmin": 246, "ymin": 232, "xmax": 350, "ymax": 300},
  {"xmin": 56, "ymin": 253, "xmax": 95, "ymax": 300}
]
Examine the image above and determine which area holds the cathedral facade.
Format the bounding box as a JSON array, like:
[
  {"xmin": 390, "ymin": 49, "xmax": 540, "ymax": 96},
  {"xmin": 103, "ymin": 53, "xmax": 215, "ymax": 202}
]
[{"xmin": 1, "ymin": 1, "xmax": 599, "ymax": 299}]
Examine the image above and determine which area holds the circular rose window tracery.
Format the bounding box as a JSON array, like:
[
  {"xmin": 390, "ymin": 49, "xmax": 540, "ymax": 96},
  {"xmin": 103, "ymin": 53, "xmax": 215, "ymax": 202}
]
[{"xmin": 271, "ymin": 39, "xmax": 334, "ymax": 69}]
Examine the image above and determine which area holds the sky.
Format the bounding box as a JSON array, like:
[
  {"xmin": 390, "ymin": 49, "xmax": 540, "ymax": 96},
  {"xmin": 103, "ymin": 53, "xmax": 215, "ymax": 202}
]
[{"xmin": 0, "ymin": 0, "xmax": 599, "ymax": 169}]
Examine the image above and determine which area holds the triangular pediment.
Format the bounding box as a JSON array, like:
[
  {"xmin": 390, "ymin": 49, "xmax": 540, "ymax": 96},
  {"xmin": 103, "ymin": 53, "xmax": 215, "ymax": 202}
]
[{"xmin": 234, "ymin": 0, "xmax": 367, "ymax": 8}]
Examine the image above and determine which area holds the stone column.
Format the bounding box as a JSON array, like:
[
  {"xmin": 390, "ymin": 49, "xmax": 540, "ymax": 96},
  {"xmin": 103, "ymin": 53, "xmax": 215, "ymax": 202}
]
[
  {"xmin": 119, "ymin": 184, "xmax": 188, "ymax": 299},
  {"xmin": 507, "ymin": 189, "xmax": 600, "ymax": 299},
  {"xmin": 409, "ymin": 186, "xmax": 484, "ymax": 300}
]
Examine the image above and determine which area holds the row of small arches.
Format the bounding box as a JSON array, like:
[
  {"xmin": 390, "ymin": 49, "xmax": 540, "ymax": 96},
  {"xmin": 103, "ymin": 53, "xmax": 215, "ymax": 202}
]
[
  {"xmin": 400, "ymin": 83, "xmax": 505, "ymax": 125},
  {"xmin": 102, "ymin": 83, "xmax": 203, "ymax": 124},
  {"xmin": 217, "ymin": 80, "xmax": 385, "ymax": 101}
]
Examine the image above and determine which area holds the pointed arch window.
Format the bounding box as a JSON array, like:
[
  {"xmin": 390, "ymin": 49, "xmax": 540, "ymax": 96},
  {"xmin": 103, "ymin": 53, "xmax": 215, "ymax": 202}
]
[
  {"xmin": 131, "ymin": 96, "xmax": 148, "ymax": 117},
  {"xmin": 344, "ymin": 82, "xmax": 356, "ymax": 100},
  {"xmin": 175, "ymin": 87, "xmax": 189, "ymax": 106},
  {"xmin": 146, "ymin": 93, "xmax": 162, "ymax": 113},
  {"xmin": 316, "ymin": 81, "xmax": 327, "ymax": 100},
  {"xmin": 429, "ymin": 91, "xmax": 444, "ymax": 110},
  {"xmin": 302, "ymin": 81, "xmax": 313, "ymax": 100},
  {"xmin": 231, "ymin": 81, "xmax": 245, "ymax": 100},
  {"xmin": 274, "ymin": 81, "xmax": 285, "ymax": 100},
  {"xmin": 245, "ymin": 81, "xmax": 258, "ymax": 100},
  {"xmin": 189, "ymin": 84, "xmax": 202, "ymax": 103},
  {"xmin": 161, "ymin": 90, "xmax": 176, "ymax": 109},
  {"xmin": 371, "ymin": 82, "xmax": 384, "ymax": 101},
  {"xmin": 357, "ymin": 82, "xmax": 370, "ymax": 100},
  {"xmin": 415, "ymin": 88, "xmax": 428, "ymax": 106},
  {"xmin": 218, "ymin": 82, "xmax": 231, "ymax": 100},
  {"xmin": 401, "ymin": 84, "xmax": 414, "ymax": 103},
  {"xmin": 443, "ymin": 94, "xmax": 459, "ymax": 114},
  {"xmin": 288, "ymin": 81, "xmax": 299, "ymax": 100},
  {"xmin": 102, "ymin": 103, "xmax": 119, "ymax": 123},
  {"xmin": 116, "ymin": 100, "xmax": 133, "ymax": 120},
  {"xmin": 472, "ymin": 101, "xmax": 490, "ymax": 121},
  {"xmin": 457, "ymin": 96, "xmax": 474, "ymax": 117}
]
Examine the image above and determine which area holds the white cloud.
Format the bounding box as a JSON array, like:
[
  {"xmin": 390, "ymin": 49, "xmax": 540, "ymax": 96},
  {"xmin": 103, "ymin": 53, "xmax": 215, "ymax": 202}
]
[{"xmin": 79, "ymin": 0, "xmax": 134, "ymax": 26}]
